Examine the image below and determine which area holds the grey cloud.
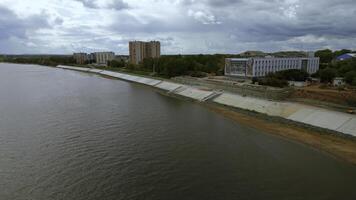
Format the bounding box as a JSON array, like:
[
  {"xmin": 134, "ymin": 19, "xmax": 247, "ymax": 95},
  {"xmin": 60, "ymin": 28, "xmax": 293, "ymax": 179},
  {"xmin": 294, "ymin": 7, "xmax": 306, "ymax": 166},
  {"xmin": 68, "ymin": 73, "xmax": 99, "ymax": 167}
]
[
  {"xmin": 0, "ymin": 6, "xmax": 53, "ymax": 54},
  {"xmin": 89, "ymin": 0, "xmax": 356, "ymax": 53},
  {"xmin": 75, "ymin": 0, "xmax": 99, "ymax": 8},
  {"xmin": 0, "ymin": 6, "xmax": 50, "ymax": 40},
  {"xmin": 54, "ymin": 17, "xmax": 64, "ymax": 25},
  {"xmin": 74, "ymin": 0, "xmax": 129, "ymax": 10},
  {"xmin": 178, "ymin": 0, "xmax": 244, "ymax": 7},
  {"xmin": 188, "ymin": 10, "xmax": 221, "ymax": 24},
  {"xmin": 109, "ymin": 0, "xmax": 129, "ymax": 10},
  {"xmin": 1, "ymin": 0, "xmax": 356, "ymax": 54},
  {"xmin": 205, "ymin": 0, "xmax": 244, "ymax": 7}
]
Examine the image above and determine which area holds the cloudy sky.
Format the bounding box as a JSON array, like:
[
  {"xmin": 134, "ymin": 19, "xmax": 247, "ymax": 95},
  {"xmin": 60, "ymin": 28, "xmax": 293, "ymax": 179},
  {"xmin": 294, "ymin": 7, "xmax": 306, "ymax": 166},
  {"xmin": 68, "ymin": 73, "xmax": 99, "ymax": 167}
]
[{"xmin": 0, "ymin": 0, "xmax": 355, "ymax": 54}]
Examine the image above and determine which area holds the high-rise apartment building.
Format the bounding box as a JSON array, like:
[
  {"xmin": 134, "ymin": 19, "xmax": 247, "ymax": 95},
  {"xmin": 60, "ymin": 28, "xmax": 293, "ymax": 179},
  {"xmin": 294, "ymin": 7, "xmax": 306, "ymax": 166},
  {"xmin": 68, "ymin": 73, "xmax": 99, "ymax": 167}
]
[
  {"xmin": 93, "ymin": 52, "xmax": 115, "ymax": 65},
  {"xmin": 73, "ymin": 53, "xmax": 88, "ymax": 64},
  {"xmin": 73, "ymin": 52, "xmax": 115, "ymax": 65},
  {"xmin": 129, "ymin": 41, "xmax": 161, "ymax": 65}
]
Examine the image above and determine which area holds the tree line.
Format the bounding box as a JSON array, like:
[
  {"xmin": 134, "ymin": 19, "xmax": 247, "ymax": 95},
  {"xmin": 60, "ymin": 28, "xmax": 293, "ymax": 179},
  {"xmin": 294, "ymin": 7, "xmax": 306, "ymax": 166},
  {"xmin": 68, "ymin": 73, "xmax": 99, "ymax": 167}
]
[
  {"xmin": 110, "ymin": 54, "xmax": 226, "ymax": 78},
  {"xmin": 2, "ymin": 55, "xmax": 76, "ymax": 66},
  {"xmin": 314, "ymin": 49, "xmax": 356, "ymax": 85}
]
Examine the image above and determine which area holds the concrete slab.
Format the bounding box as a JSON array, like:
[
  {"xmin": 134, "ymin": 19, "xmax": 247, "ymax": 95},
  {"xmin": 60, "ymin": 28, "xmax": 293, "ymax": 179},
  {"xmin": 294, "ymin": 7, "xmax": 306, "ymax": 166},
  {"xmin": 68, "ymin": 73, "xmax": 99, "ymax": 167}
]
[
  {"xmin": 214, "ymin": 93, "xmax": 242, "ymax": 106},
  {"xmin": 57, "ymin": 65, "xmax": 90, "ymax": 72},
  {"xmin": 123, "ymin": 75, "xmax": 138, "ymax": 81},
  {"xmin": 287, "ymin": 108, "xmax": 316, "ymax": 122},
  {"xmin": 99, "ymin": 71, "xmax": 123, "ymax": 78},
  {"xmin": 213, "ymin": 93, "xmax": 282, "ymax": 116},
  {"xmin": 98, "ymin": 71, "xmax": 161, "ymax": 86},
  {"xmin": 288, "ymin": 109, "xmax": 353, "ymax": 132},
  {"xmin": 337, "ymin": 118, "xmax": 356, "ymax": 136},
  {"xmin": 175, "ymin": 87, "xmax": 215, "ymax": 101},
  {"xmin": 304, "ymin": 110, "xmax": 352, "ymax": 131},
  {"xmin": 134, "ymin": 78, "xmax": 161, "ymax": 86},
  {"xmin": 119, "ymin": 74, "xmax": 131, "ymax": 80},
  {"xmin": 278, "ymin": 103, "xmax": 303, "ymax": 118},
  {"xmin": 155, "ymin": 81, "xmax": 183, "ymax": 92},
  {"xmin": 88, "ymin": 69, "xmax": 103, "ymax": 73}
]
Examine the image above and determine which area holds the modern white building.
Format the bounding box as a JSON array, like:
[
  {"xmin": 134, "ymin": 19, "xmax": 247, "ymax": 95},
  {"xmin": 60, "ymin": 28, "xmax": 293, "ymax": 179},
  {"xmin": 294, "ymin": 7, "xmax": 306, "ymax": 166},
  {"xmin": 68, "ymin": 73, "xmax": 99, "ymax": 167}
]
[
  {"xmin": 225, "ymin": 57, "xmax": 320, "ymax": 78},
  {"xmin": 93, "ymin": 52, "xmax": 115, "ymax": 65}
]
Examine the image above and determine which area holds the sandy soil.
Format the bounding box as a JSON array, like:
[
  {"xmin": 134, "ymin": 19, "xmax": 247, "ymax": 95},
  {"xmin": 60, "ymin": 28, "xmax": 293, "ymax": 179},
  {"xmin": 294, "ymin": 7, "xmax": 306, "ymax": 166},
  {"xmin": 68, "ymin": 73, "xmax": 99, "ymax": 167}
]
[
  {"xmin": 291, "ymin": 85, "xmax": 356, "ymax": 108},
  {"xmin": 206, "ymin": 104, "xmax": 356, "ymax": 165}
]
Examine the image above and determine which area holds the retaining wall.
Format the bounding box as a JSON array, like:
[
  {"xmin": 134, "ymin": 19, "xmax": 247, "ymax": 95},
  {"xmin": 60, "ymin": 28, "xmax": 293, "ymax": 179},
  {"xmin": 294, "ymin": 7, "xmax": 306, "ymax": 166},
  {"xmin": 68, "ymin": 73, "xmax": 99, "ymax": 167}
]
[
  {"xmin": 173, "ymin": 76, "xmax": 293, "ymax": 100},
  {"xmin": 155, "ymin": 81, "xmax": 183, "ymax": 92},
  {"xmin": 214, "ymin": 92, "xmax": 356, "ymax": 137}
]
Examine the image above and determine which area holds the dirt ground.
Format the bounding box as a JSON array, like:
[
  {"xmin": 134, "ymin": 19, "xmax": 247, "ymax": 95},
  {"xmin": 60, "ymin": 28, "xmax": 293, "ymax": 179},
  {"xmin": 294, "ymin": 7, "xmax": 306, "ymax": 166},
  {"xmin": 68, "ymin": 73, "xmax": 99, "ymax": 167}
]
[
  {"xmin": 291, "ymin": 85, "xmax": 356, "ymax": 109},
  {"xmin": 207, "ymin": 104, "xmax": 356, "ymax": 165}
]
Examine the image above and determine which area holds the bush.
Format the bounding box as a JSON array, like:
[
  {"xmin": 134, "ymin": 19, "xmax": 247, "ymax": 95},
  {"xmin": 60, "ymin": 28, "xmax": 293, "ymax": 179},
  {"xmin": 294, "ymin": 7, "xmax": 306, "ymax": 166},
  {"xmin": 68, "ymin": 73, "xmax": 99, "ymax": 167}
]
[
  {"xmin": 258, "ymin": 76, "xmax": 288, "ymax": 88},
  {"xmin": 108, "ymin": 60, "xmax": 125, "ymax": 68},
  {"xmin": 319, "ymin": 68, "xmax": 337, "ymax": 83},
  {"xmin": 344, "ymin": 71, "xmax": 356, "ymax": 85},
  {"xmin": 257, "ymin": 69, "xmax": 306, "ymax": 88},
  {"xmin": 315, "ymin": 49, "xmax": 333, "ymax": 64},
  {"xmin": 275, "ymin": 69, "xmax": 309, "ymax": 81},
  {"xmin": 352, "ymin": 78, "xmax": 356, "ymax": 86},
  {"xmin": 346, "ymin": 98, "xmax": 356, "ymax": 107},
  {"xmin": 252, "ymin": 77, "xmax": 258, "ymax": 84}
]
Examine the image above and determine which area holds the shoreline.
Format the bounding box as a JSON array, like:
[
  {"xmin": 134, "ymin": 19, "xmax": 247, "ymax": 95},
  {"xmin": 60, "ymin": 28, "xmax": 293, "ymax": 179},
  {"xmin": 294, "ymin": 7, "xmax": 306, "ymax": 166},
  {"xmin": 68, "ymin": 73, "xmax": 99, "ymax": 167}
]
[
  {"xmin": 205, "ymin": 103, "xmax": 356, "ymax": 165},
  {"xmin": 3, "ymin": 62, "xmax": 356, "ymax": 165},
  {"xmin": 160, "ymin": 90, "xmax": 356, "ymax": 165}
]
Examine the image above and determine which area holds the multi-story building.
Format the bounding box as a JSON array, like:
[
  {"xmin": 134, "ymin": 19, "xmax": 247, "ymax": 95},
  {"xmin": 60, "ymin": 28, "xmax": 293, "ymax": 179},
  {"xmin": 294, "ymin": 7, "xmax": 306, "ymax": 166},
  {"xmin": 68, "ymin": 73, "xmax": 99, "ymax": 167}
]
[
  {"xmin": 129, "ymin": 41, "xmax": 161, "ymax": 65},
  {"xmin": 225, "ymin": 56, "xmax": 320, "ymax": 78},
  {"xmin": 93, "ymin": 52, "xmax": 115, "ymax": 65},
  {"xmin": 115, "ymin": 55, "xmax": 129, "ymax": 63},
  {"xmin": 73, "ymin": 53, "xmax": 88, "ymax": 64}
]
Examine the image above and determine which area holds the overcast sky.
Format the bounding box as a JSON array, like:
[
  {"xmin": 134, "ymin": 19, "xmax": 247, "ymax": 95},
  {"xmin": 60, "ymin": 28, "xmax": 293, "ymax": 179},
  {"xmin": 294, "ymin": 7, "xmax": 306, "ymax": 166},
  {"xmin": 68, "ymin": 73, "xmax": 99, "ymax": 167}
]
[{"xmin": 0, "ymin": 0, "xmax": 355, "ymax": 54}]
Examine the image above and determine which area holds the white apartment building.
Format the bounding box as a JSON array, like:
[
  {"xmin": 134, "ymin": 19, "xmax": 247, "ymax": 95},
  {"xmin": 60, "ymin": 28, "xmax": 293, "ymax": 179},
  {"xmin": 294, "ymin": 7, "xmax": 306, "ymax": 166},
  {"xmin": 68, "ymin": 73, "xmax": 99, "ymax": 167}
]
[
  {"xmin": 225, "ymin": 57, "xmax": 320, "ymax": 78},
  {"xmin": 93, "ymin": 52, "xmax": 115, "ymax": 65}
]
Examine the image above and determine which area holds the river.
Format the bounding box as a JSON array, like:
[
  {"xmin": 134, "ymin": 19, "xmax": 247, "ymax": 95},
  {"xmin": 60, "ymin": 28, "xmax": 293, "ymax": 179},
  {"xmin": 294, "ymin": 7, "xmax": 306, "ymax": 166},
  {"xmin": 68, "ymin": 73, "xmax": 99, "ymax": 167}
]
[{"xmin": 1, "ymin": 63, "xmax": 356, "ymax": 200}]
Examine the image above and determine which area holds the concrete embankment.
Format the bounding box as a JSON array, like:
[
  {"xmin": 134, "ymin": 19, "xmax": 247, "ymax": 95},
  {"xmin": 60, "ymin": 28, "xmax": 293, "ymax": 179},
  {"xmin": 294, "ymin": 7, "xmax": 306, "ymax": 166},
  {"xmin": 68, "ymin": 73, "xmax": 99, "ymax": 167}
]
[{"xmin": 56, "ymin": 65, "xmax": 356, "ymax": 137}]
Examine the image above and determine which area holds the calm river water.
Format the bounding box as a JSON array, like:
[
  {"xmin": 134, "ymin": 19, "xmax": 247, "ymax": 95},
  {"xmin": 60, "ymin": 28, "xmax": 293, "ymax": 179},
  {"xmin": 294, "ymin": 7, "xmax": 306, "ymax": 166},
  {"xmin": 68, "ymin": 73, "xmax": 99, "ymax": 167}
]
[{"xmin": 1, "ymin": 63, "xmax": 356, "ymax": 200}]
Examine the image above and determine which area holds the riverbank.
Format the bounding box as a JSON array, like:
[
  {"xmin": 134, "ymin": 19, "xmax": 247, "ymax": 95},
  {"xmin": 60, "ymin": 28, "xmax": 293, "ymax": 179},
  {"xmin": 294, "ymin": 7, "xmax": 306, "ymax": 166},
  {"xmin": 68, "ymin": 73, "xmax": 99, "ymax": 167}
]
[
  {"xmin": 206, "ymin": 104, "xmax": 356, "ymax": 165},
  {"xmin": 160, "ymin": 89, "xmax": 356, "ymax": 164},
  {"xmin": 11, "ymin": 63, "xmax": 356, "ymax": 164}
]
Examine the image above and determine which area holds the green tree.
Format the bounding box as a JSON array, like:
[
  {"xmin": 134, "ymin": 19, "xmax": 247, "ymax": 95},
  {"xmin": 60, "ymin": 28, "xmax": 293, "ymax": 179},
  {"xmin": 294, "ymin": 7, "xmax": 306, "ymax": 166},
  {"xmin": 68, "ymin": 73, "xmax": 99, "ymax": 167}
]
[
  {"xmin": 315, "ymin": 49, "xmax": 333, "ymax": 64},
  {"xmin": 258, "ymin": 74, "xmax": 288, "ymax": 88},
  {"xmin": 319, "ymin": 68, "xmax": 337, "ymax": 83},
  {"xmin": 344, "ymin": 71, "xmax": 356, "ymax": 85},
  {"xmin": 276, "ymin": 69, "xmax": 309, "ymax": 81},
  {"xmin": 109, "ymin": 60, "xmax": 125, "ymax": 68},
  {"xmin": 333, "ymin": 49, "xmax": 352, "ymax": 58},
  {"xmin": 352, "ymin": 78, "xmax": 356, "ymax": 86}
]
